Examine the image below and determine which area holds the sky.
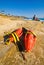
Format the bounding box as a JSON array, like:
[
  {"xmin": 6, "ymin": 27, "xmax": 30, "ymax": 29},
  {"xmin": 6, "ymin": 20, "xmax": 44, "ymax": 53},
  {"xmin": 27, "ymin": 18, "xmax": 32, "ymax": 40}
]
[{"xmin": 0, "ymin": 0, "xmax": 44, "ymax": 18}]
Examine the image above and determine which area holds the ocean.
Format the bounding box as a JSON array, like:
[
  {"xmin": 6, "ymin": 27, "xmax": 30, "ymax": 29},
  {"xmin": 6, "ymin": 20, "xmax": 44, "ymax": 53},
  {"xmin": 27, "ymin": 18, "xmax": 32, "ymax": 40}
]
[
  {"xmin": 24, "ymin": 18, "xmax": 44, "ymax": 22},
  {"xmin": 39, "ymin": 18, "xmax": 44, "ymax": 22}
]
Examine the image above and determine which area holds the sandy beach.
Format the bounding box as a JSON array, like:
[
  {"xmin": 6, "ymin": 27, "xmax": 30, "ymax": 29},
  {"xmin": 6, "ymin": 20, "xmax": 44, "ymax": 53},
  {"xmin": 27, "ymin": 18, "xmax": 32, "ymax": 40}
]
[{"xmin": 0, "ymin": 14, "xmax": 44, "ymax": 65}]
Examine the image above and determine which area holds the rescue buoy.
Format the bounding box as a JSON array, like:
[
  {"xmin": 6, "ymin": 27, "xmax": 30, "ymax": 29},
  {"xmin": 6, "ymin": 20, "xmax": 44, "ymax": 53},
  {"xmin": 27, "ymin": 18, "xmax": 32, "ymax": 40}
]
[
  {"xmin": 24, "ymin": 31, "xmax": 36, "ymax": 52},
  {"xmin": 15, "ymin": 28, "xmax": 23, "ymax": 37}
]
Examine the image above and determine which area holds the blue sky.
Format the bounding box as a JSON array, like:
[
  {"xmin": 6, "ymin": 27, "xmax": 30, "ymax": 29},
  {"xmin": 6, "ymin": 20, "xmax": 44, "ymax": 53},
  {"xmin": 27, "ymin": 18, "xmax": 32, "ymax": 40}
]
[{"xmin": 0, "ymin": 0, "xmax": 44, "ymax": 18}]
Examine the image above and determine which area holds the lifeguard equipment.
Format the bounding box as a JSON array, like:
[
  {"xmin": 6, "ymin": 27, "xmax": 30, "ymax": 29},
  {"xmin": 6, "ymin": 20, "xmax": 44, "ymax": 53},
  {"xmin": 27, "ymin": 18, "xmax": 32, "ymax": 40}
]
[
  {"xmin": 5, "ymin": 32, "xmax": 20, "ymax": 45},
  {"xmin": 5, "ymin": 28, "xmax": 23, "ymax": 45},
  {"xmin": 11, "ymin": 32, "xmax": 19, "ymax": 43},
  {"xmin": 24, "ymin": 31, "xmax": 36, "ymax": 52},
  {"xmin": 15, "ymin": 28, "xmax": 23, "ymax": 38},
  {"xmin": 5, "ymin": 28, "xmax": 36, "ymax": 52},
  {"xmin": 5, "ymin": 38, "xmax": 10, "ymax": 45}
]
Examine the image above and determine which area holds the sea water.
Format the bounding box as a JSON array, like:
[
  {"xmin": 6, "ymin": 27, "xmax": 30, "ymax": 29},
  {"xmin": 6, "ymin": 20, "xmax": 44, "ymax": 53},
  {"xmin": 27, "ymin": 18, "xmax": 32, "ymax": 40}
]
[
  {"xmin": 39, "ymin": 18, "xmax": 44, "ymax": 22},
  {"xmin": 25, "ymin": 18, "xmax": 44, "ymax": 22}
]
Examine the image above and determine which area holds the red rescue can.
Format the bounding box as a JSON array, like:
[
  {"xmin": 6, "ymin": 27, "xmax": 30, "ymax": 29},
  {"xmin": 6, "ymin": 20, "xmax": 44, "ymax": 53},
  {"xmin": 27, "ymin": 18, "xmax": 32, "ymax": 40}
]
[
  {"xmin": 24, "ymin": 32, "xmax": 36, "ymax": 52},
  {"xmin": 15, "ymin": 28, "xmax": 23, "ymax": 38}
]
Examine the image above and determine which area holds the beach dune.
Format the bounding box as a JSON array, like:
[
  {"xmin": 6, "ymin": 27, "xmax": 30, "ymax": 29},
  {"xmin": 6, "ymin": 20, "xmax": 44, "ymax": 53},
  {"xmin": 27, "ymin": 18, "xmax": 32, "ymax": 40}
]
[{"xmin": 0, "ymin": 14, "xmax": 44, "ymax": 65}]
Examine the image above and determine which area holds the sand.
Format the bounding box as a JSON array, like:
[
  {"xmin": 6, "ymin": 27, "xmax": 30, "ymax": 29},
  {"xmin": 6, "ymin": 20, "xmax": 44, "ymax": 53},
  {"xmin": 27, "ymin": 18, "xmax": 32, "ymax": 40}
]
[{"xmin": 0, "ymin": 14, "xmax": 44, "ymax": 65}]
